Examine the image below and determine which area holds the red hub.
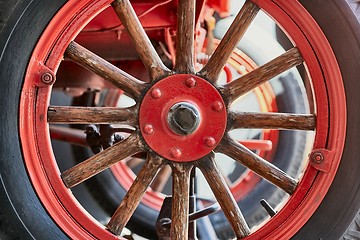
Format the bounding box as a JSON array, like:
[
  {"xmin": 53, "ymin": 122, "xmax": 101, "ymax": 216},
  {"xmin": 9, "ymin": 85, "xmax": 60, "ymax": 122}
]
[{"xmin": 140, "ymin": 74, "xmax": 227, "ymax": 162}]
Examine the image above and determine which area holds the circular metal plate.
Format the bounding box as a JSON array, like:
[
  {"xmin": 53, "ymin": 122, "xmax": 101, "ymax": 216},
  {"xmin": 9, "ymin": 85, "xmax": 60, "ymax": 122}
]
[{"xmin": 140, "ymin": 74, "xmax": 227, "ymax": 162}]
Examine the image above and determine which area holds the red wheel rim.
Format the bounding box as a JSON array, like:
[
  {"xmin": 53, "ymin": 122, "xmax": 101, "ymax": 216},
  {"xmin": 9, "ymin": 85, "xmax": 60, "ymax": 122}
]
[{"xmin": 19, "ymin": 0, "xmax": 346, "ymax": 239}]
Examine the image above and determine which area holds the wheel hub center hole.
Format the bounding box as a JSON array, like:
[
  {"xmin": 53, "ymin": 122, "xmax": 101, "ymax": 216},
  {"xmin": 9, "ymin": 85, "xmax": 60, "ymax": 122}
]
[{"xmin": 167, "ymin": 102, "xmax": 200, "ymax": 135}]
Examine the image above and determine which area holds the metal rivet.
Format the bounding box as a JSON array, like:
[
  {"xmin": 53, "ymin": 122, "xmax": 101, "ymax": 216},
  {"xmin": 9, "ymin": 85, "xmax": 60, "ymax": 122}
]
[
  {"xmin": 151, "ymin": 88, "xmax": 162, "ymax": 99},
  {"xmin": 212, "ymin": 101, "xmax": 224, "ymax": 112},
  {"xmin": 311, "ymin": 152, "xmax": 324, "ymax": 163},
  {"xmin": 205, "ymin": 137, "xmax": 216, "ymax": 147},
  {"xmin": 143, "ymin": 124, "xmax": 154, "ymax": 135},
  {"xmin": 170, "ymin": 148, "xmax": 182, "ymax": 158},
  {"xmin": 185, "ymin": 77, "xmax": 196, "ymax": 88},
  {"xmin": 41, "ymin": 72, "xmax": 54, "ymax": 84}
]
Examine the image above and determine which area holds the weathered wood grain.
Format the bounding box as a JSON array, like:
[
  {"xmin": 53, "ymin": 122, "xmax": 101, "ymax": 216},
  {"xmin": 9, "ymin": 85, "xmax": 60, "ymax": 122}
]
[
  {"xmin": 65, "ymin": 41, "xmax": 145, "ymax": 99},
  {"xmin": 112, "ymin": 0, "xmax": 170, "ymax": 80},
  {"xmin": 222, "ymin": 47, "xmax": 303, "ymax": 104},
  {"xmin": 175, "ymin": 0, "xmax": 195, "ymax": 73},
  {"xmin": 216, "ymin": 135, "xmax": 298, "ymax": 195},
  {"xmin": 199, "ymin": 1, "xmax": 259, "ymax": 82},
  {"xmin": 197, "ymin": 155, "xmax": 250, "ymax": 238},
  {"xmin": 62, "ymin": 133, "xmax": 144, "ymax": 188},
  {"xmin": 170, "ymin": 162, "xmax": 193, "ymax": 240},
  {"xmin": 107, "ymin": 154, "xmax": 163, "ymax": 235},
  {"xmin": 48, "ymin": 106, "xmax": 137, "ymax": 126},
  {"xmin": 229, "ymin": 112, "xmax": 316, "ymax": 130}
]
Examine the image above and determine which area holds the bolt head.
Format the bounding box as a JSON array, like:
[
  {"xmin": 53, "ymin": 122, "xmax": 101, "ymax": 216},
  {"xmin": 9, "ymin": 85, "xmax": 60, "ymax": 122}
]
[
  {"xmin": 212, "ymin": 101, "xmax": 224, "ymax": 112},
  {"xmin": 143, "ymin": 124, "xmax": 154, "ymax": 135},
  {"xmin": 170, "ymin": 148, "xmax": 182, "ymax": 158},
  {"xmin": 151, "ymin": 88, "xmax": 162, "ymax": 99},
  {"xmin": 185, "ymin": 77, "xmax": 196, "ymax": 88},
  {"xmin": 205, "ymin": 137, "xmax": 216, "ymax": 147},
  {"xmin": 312, "ymin": 152, "xmax": 324, "ymax": 163},
  {"xmin": 41, "ymin": 72, "xmax": 54, "ymax": 84}
]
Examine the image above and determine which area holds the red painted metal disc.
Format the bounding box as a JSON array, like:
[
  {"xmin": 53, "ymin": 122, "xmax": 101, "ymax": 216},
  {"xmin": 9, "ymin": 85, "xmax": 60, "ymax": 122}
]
[{"xmin": 140, "ymin": 74, "xmax": 227, "ymax": 162}]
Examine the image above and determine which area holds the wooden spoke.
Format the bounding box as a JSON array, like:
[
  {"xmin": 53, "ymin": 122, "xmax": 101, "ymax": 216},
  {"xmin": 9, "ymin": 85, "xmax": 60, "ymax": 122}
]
[
  {"xmin": 230, "ymin": 112, "xmax": 316, "ymax": 130},
  {"xmin": 150, "ymin": 165, "xmax": 172, "ymax": 192},
  {"xmin": 222, "ymin": 47, "xmax": 303, "ymax": 103},
  {"xmin": 48, "ymin": 106, "xmax": 137, "ymax": 126},
  {"xmin": 197, "ymin": 155, "xmax": 250, "ymax": 238},
  {"xmin": 62, "ymin": 133, "xmax": 144, "ymax": 188},
  {"xmin": 112, "ymin": 0, "xmax": 170, "ymax": 80},
  {"xmin": 174, "ymin": 0, "xmax": 195, "ymax": 73},
  {"xmin": 216, "ymin": 135, "xmax": 298, "ymax": 195},
  {"xmin": 170, "ymin": 162, "xmax": 193, "ymax": 240},
  {"xmin": 107, "ymin": 154, "xmax": 164, "ymax": 235},
  {"xmin": 49, "ymin": 126, "xmax": 87, "ymax": 147},
  {"xmin": 65, "ymin": 41, "xmax": 145, "ymax": 99},
  {"xmin": 199, "ymin": 1, "xmax": 259, "ymax": 82}
]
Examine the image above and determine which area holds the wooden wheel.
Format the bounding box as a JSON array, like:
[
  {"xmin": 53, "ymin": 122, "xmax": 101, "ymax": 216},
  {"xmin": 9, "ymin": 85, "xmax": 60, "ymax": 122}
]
[{"xmin": 13, "ymin": 0, "xmax": 349, "ymax": 239}]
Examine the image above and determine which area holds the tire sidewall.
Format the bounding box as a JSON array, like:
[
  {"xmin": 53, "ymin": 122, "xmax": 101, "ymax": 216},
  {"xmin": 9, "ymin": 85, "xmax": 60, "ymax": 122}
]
[
  {"xmin": 294, "ymin": 0, "xmax": 360, "ymax": 239},
  {"xmin": 0, "ymin": 0, "xmax": 68, "ymax": 239}
]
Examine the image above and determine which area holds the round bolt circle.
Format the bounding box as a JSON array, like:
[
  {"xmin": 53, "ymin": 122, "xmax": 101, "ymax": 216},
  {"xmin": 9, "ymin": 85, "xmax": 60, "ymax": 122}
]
[
  {"xmin": 212, "ymin": 101, "xmax": 224, "ymax": 112},
  {"xmin": 205, "ymin": 137, "xmax": 216, "ymax": 147},
  {"xmin": 185, "ymin": 77, "xmax": 196, "ymax": 88},
  {"xmin": 143, "ymin": 124, "xmax": 154, "ymax": 135},
  {"xmin": 151, "ymin": 88, "xmax": 162, "ymax": 99},
  {"xmin": 41, "ymin": 72, "xmax": 54, "ymax": 84},
  {"xmin": 139, "ymin": 74, "xmax": 227, "ymax": 162},
  {"xmin": 170, "ymin": 148, "xmax": 182, "ymax": 158}
]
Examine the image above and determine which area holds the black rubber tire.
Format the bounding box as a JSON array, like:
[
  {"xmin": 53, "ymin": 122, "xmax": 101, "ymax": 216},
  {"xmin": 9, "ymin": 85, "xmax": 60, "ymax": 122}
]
[
  {"xmin": 293, "ymin": 0, "xmax": 360, "ymax": 239},
  {"xmin": 0, "ymin": 1, "xmax": 359, "ymax": 240},
  {"xmin": 0, "ymin": 0, "xmax": 68, "ymax": 239}
]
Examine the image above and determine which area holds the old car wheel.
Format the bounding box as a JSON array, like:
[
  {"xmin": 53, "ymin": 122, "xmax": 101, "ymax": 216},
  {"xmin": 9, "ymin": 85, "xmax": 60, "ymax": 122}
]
[
  {"xmin": 66, "ymin": 35, "xmax": 309, "ymax": 238},
  {"xmin": 0, "ymin": 0, "xmax": 359, "ymax": 239}
]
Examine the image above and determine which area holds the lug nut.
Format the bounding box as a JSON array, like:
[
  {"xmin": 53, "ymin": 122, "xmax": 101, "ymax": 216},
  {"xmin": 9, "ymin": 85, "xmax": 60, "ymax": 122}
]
[
  {"xmin": 41, "ymin": 72, "xmax": 54, "ymax": 84},
  {"xmin": 212, "ymin": 101, "xmax": 224, "ymax": 112},
  {"xmin": 205, "ymin": 137, "xmax": 216, "ymax": 147},
  {"xmin": 151, "ymin": 88, "xmax": 162, "ymax": 99},
  {"xmin": 185, "ymin": 77, "xmax": 196, "ymax": 88},
  {"xmin": 143, "ymin": 124, "xmax": 154, "ymax": 135},
  {"xmin": 170, "ymin": 148, "xmax": 182, "ymax": 158}
]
